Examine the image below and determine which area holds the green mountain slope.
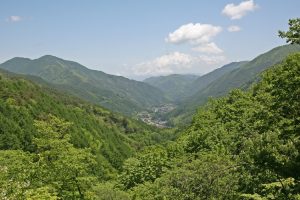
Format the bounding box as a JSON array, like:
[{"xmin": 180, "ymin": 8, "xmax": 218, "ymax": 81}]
[
  {"xmin": 144, "ymin": 74, "xmax": 199, "ymax": 102},
  {"xmin": 1, "ymin": 51, "xmax": 299, "ymax": 199},
  {"xmin": 0, "ymin": 55, "xmax": 169, "ymax": 115},
  {"xmin": 143, "ymin": 62, "xmax": 246, "ymax": 103},
  {"xmin": 188, "ymin": 61, "xmax": 248, "ymax": 95},
  {"xmin": 0, "ymin": 69, "xmax": 172, "ymax": 175},
  {"xmin": 122, "ymin": 52, "xmax": 300, "ymax": 200},
  {"xmin": 168, "ymin": 44, "xmax": 300, "ymax": 125}
]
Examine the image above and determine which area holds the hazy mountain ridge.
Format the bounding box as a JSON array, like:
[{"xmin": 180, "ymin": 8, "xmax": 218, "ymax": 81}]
[
  {"xmin": 188, "ymin": 61, "xmax": 248, "ymax": 95},
  {"xmin": 143, "ymin": 61, "xmax": 247, "ymax": 103},
  {"xmin": 1, "ymin": 45, "xmax": 300, "ymax": 126},
  {"xmin": 144, "ymin": 74, "xmax": 199, "ymax": 102},
  {"xmin": 166, "ymin": 44, "xmax": 300, "ymax": 125},
  {"xmin": 0, "ymin": 55, "xmax": 169, "ymax": 115}
]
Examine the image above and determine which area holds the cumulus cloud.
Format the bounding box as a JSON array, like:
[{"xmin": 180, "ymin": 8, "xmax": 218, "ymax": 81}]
[
  {"xmin": 133, "ymin": 52, "xmax": 194, "ymax": 75},
  {"xmin": 222, "ymin": 0, "xmax": 258, "ymax": 20},
  {"xmin": 166, "ymin": 23, "xmax": 222, "ymax": 44},
  {"xmin": 6, "ymin": 15, "xmax": 22, "ymax": 22},
  {"xmin": 132, "ymin": 52, "xmax": 226, "ymax": 76},
  {"xmin": 192, "ymin": 42, "xmax": 223, "ymax": 54},
  {"xmin": 133, "ymin": 22, "xmax": 227, "ymax": 76},
  {"xmin": 227, "ymin": 25, "xmax": 241, "ymax": 32}
]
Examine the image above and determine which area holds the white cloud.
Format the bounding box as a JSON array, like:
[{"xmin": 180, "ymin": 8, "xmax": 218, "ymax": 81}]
[
  {"xmin": 133, "ymin": 52, "xmax": 194, "ymax": 75},
  {"xmin": 133, "ymin": 22, "xmax": 227, "ymax": 76},
  {"xmin": 227, "ymin": 25, "xmax": 241, "ymax": 32},
  {"xmin": 222, "ymin": 0, "xmax": 258, "ymax": 20},
  {"xmin": 192, "ymin": 42, "xmax": 223, "ymax": 54},
  {"xmin": 166, "ymin": 23, "xmax": 222, "ymax": 44},
  {"xmin": 7, "ymin": 15, "xmax": 22, "ymax": 22},
  {"xmin": 132, "ymin": 52, "xmax": 226, "ymax": 76}
]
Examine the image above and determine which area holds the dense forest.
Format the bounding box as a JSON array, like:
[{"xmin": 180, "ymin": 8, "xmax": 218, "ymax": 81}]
[
  {"xmin": 0, "ymin": 19, "xmax": 299, "ymax": 199},
  {"xmin": 0, "ymin": 56, "xmax": 168, "ymax": 116},
  {"xmin": 120, "ymin": 52, "xmax": 300, "ymax": 199},
  {"xmin": 165, "ymin": 44, "xmax": 300, "ymax": 126},
  {"xmin": 0, "ymin": 69, "xmax": 175, "ymax": 199}
]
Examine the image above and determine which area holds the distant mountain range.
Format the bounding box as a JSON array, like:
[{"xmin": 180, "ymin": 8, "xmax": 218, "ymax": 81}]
[
  {"xmin": 144, "ymin": 74, "xmax": 199, "ymax": 102},
  {"xmin": 144, "ymin": 62, "xmax": 247, "ymax": 103},
  {"xmin": 1, "ymin": 44, "xmax": 299, "ymax": 125},
  {"xmin": 0, "ymin": 55, "xmax": 169, "ymax": 115},
  {"xmin": 166, "ymin": 44, "xmax": 300, "ymax": 125}
]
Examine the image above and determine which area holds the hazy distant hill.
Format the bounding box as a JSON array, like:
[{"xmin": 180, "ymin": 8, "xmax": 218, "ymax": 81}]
[
  {"xmin": 144, "ymin": 74, "xmax": 199, "ymax": 102},
  {"xmin": 144, "ymin": 62, "xmax": 247, "ymax": 103},
  {"xmin": 167, "ymin": 44, "xmax": 300, "ymax": 125},
  {"xmin": 188, "ymin": 61, "xmax": 248, "ymax": 95},
  {"xmin": 0, "ymin": 55, "xmax": 169, "ymax": 115}
]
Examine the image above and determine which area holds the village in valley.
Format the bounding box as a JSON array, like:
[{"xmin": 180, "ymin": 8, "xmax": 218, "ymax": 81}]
[{"xmin": 137, "ymin": 104, "xmax": 176, "ymax": 128}]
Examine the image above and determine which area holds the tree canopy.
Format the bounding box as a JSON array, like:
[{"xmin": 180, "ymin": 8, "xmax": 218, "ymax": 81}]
[{"xmin": 279, "ymin": 18, "xmax": 300, "ymax": 44}]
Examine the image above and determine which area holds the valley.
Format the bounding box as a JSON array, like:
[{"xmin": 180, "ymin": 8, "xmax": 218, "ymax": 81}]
[
  {"xmin": 1, "ymin": 1, "xmax": 300, "ymax": 198},
  {"xmin": 2, "ymin": 45, "xmax": 299, "ymax": 128},
  {"xmin": 136, "ymin": 103, "xmax": 176, "ymax": 128},
  {"xmin": 1, "ymin": 49, "xmax": 300, "ymax": 199}
]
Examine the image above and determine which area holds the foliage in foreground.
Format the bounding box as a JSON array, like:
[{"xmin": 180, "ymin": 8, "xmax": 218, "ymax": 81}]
[
  {"xmin": 119, "ymin": 53, "xmax": 300, "ymax": 199},
  {"xmin": 0, "ymin": 69, "xmax": 174, "ymax": 199},
  {"xmin": 1, "ymin": 52, "xmax": 299, "ymax": 199}
]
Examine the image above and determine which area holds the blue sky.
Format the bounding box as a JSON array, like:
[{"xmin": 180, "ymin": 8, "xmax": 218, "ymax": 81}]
[{"xmin": 1, "ymin": 0, "xmax": 299, "ymax": 80}]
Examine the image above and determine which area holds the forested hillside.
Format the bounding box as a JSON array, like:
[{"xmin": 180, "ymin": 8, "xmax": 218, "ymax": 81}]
[
  {"xmin": 0, "ymin": 55, "xmax": 169, "ymax": 115},
  {"xmin": 188, "ymin": 61, "xmax": 248, "ymax": 95},
  {"xmin": 0, "ymin": 69, "xmax": 176, "ymax": 199},
  {"xmin": 1, "ymin": 51, "xmax": 299, "ymax": 200},
  {"xmin": 118, "ymin": 52, "xmax": 300, "ymax": 199},
  {"xmin": 167, "ymin": 44, "xmax": 300, "ymax": 125}
]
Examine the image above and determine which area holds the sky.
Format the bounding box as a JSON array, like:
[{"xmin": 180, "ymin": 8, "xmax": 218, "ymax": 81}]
[{"xmin": 0, "ymin": 0, "xmax": 299, "ymax": 80}]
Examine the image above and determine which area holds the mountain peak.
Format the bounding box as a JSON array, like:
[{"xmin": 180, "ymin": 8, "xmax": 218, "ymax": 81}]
[
  {"xmin": 0, "ymin": 54, "xmax": 168, "ymax": 115},
  {"xmin": 38, "ymin": 55, "xmax": 62, "ymax": 61}
]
